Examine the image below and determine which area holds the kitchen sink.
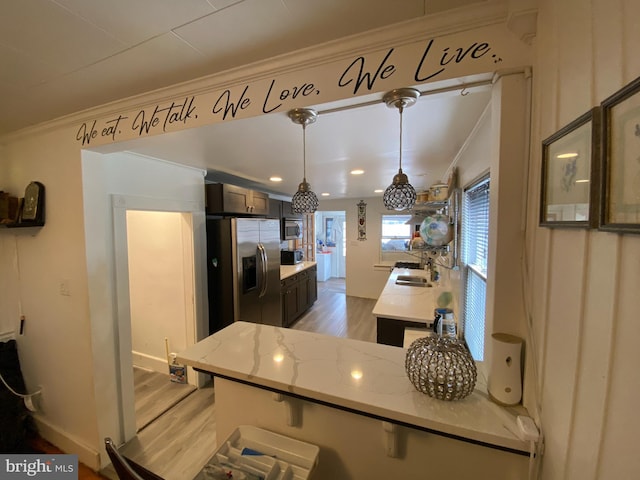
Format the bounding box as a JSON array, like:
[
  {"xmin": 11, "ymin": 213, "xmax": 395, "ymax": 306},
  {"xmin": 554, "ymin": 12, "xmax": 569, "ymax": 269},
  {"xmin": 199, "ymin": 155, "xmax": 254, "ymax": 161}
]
[{"xmin": 395, "ymin": 275, "xmax": 432, "ymax": 287}]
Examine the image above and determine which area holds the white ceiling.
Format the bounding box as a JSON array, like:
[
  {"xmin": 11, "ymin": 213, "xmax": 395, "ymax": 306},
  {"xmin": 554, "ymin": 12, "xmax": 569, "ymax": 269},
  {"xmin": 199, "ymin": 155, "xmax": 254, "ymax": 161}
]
[{"xmin": 1, "ymin": 0, "xmax": 491, "ymax": 200}]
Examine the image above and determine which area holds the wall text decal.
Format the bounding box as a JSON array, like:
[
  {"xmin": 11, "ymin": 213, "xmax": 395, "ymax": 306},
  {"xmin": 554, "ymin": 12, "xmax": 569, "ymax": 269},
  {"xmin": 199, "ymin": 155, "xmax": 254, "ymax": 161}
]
[{"xmin": 74, "ymin": 25, "xmax": 525, "ymax": 148}]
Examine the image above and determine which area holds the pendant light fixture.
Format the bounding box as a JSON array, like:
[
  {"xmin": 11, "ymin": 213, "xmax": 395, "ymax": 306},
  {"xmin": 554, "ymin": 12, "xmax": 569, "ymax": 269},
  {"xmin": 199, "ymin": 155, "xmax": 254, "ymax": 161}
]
[
  {"xmin": 288, "ymin": 108, "xmax": 319, "ymax": 214},
  {"xmin": 382, "ymin": 88, "xmax": 420, "ymax": 211}
]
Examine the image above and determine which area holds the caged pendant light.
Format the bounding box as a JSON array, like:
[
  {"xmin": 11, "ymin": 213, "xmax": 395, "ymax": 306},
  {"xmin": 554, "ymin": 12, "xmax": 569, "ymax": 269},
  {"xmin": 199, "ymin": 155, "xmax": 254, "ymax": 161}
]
[
  {"xmin": 382, "ymin": 88, "xmax": 420, "ymax": 211},
  {"xmin": 288, "ymin": 108, "xmax": 319, "ymax": 214}
]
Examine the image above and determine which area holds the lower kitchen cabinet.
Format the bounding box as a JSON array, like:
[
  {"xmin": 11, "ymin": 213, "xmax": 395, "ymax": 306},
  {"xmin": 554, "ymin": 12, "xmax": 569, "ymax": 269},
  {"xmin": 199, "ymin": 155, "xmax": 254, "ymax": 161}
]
[{"xmin": 281, "ymin": 265, "xmax": 317, "ymax": 327}]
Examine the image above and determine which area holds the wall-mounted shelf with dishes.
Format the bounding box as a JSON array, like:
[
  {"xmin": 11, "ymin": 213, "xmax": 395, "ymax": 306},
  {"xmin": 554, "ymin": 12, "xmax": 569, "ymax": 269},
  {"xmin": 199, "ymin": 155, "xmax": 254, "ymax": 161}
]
[{"xmin": 408, "ymin": 187, "xmax": 461, "ymax": 269}]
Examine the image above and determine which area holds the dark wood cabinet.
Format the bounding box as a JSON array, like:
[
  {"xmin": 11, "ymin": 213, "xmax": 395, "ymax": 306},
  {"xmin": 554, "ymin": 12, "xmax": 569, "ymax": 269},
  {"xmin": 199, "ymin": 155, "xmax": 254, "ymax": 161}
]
[
  {"xmin": 281, "ymin": 274, "xmax": 300, "ymax": 327},
  {"xmin": 268, "ymin": 198, "xmax": 282, "ymax": 218},
  {"xmin": 281, "ymin": 265, "xmax": 317, "ymax": 327},
  {"xmin": 205, "ymin": 183, "xmax": 269, "ymax": 215},
  {"xmin": 297, "ymin": 270, "xmax": 309, "ymax": 315},
  {"xmin": 307, "ymin": 265, "xmax": 318, "ymax": 305},
  {"xmin": 281, "ymin": 200, "xmax": 302, "ymax": 219}
]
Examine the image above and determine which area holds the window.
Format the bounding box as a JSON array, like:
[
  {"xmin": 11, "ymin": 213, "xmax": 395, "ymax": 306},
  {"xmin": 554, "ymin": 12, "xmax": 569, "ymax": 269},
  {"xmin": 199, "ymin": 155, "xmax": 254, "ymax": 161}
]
[
  {"xmin": 461, "ymin": 176, "xmax": 490, "ymax": 361},
  {"xmin": 381, "ymin": 215, "xmax": 412, "ymax": 252}
]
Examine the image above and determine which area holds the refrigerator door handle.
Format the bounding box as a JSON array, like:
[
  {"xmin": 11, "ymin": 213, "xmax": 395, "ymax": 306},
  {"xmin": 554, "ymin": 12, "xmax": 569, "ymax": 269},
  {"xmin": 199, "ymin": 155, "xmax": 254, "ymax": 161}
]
[{"xmin": 257, "ymin": 243, "xmax": 268, "ymax": 298}]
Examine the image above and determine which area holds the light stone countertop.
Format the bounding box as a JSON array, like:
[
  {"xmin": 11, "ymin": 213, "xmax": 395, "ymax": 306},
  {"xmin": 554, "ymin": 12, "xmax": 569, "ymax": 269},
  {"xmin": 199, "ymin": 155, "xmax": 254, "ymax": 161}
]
[
  {"xmin": 177, "ymin": 321, "xmax": 530, "ymax": 454},
  {"xmin": 280, "ymin": 261, "xmax": 316, "ymax": 280},
  {"xmin": 372, "ymin": 267, "xmax": 448, "ymax": 323}
]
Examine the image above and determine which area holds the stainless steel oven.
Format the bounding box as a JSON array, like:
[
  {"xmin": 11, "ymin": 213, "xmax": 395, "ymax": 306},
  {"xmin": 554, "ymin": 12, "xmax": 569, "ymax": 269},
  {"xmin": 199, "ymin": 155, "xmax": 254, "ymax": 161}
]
[{"xmin": 282, "ymin": 218, "xmax": 302, "ymax": 240}]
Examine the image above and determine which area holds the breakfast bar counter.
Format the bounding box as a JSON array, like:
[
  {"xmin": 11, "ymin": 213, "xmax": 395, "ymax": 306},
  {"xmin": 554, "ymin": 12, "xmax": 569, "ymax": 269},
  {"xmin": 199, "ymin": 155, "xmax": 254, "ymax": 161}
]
[{"xmin": 177, "ymin": 322, "xmax": 532, "ymax": 479}]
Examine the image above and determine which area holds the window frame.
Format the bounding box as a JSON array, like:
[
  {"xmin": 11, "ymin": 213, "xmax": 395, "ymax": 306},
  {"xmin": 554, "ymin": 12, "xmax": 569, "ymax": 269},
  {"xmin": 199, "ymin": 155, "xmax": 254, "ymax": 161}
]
[{"xmin": 380, "ymin": 213, "xmax": 413, "ymax": 255}]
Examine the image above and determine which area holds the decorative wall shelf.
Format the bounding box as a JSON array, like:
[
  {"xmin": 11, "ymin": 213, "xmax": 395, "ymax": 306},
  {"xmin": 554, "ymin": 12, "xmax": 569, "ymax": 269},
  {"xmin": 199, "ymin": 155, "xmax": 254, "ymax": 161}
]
[
  {"xmin": 409, "ymin": 189, "xmax": 461, "ymax": 269},
  {"xmin": 0, "ymin": 181, "xmax": 45, "ymax": 229}
]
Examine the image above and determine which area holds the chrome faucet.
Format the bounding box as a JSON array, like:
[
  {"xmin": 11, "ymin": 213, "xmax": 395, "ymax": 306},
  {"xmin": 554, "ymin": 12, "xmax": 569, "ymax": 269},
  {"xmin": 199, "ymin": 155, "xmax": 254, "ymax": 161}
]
[{"xmin": 425, "ymin": 257, "xmax": 439, "ymax": 283}]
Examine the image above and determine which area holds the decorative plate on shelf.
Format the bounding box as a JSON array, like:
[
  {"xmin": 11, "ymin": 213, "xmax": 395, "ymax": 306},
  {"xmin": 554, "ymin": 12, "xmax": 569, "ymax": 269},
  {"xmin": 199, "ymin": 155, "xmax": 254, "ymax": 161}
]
[{"xmin": 419, "ymin": 214, "xmax": 453, "ymax": 246}]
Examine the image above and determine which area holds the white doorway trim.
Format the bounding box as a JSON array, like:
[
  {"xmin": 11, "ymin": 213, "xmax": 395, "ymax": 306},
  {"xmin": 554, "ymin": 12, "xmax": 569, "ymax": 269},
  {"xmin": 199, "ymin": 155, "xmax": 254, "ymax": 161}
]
[{"xmin": 111, "ymin": 193, "xmax": 204, "ymax": 442}]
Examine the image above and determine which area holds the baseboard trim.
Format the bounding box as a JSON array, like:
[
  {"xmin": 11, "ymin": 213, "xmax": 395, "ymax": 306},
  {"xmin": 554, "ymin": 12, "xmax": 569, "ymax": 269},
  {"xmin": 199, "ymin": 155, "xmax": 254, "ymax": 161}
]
[
  {"xmin": 32, "ymin": 414, "xmax": 101, "ymax": 471},
  {"xmin": 0, "ymin": 330, "xmax": 15, "ymax": 342},
  {"xmin": 132, "ymin": 351, "xmax": 168, "ymax": 374}
]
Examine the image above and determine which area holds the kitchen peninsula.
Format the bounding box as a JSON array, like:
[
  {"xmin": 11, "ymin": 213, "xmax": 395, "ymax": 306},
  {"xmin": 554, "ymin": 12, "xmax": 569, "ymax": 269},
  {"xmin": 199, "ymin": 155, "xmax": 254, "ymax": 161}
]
[
  {"xmin": 373, "ymin": 267, "xmax": 443, "ymax": 346},
  {"xmin": 177, "ymin": 322, "xmax": 532, "ymax": 479}
]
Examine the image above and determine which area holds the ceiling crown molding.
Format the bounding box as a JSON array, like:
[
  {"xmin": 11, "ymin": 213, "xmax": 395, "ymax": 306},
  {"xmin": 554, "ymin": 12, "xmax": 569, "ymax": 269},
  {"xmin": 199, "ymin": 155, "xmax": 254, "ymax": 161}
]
[
  {"xmin": 2, "ymin": 1, "xmax": 523, "ymax": 143},
  {"xmin": 507, "ymin": 9, "xmax": 538, "ymax": 45}
]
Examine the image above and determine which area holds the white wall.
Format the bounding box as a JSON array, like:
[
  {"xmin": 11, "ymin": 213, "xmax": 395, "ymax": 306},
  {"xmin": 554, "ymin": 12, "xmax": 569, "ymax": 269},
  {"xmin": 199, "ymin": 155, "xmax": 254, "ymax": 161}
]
[
  {"xmin": 529, "ymin": 0, "xmax": 640, "ymax": 478},
  {"xmin": 127, "ymin": 210, "xmax": 190, "ymax": 372},
  {"xmin": 319, "ymin": 196, "xmax": 393, "ymax": 299},
  {"xmin": 0, "ymin": 128, "xmax": 100, "ymax": 466},
  {"xmin": 0, "ymin": 3, "xmax": 545, "ymax": 472},
  {"xmin": 82, "ymin": 151, "xmax": 206, "ymax": 461}
]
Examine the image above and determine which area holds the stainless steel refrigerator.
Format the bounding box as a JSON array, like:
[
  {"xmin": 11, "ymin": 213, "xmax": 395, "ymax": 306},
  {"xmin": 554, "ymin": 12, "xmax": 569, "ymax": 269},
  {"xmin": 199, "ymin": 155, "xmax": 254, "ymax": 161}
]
[{"xmin": 206, "ymin": 217, "xmax": 282, "ymax": 333}]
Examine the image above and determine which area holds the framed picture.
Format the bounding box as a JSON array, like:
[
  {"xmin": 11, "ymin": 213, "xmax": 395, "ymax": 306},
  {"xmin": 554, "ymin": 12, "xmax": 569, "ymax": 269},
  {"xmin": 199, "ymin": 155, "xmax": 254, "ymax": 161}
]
[
  {"xmin": 540, "ymin": 107, "xmax": 601, "ymax": 228},
  {"xmin": 599, "ymin": 76, "xmax": 640, "ymax": 233},
  {"xmin": 325, "ymin": 217, "xmax": 334, "ymax": 246}
]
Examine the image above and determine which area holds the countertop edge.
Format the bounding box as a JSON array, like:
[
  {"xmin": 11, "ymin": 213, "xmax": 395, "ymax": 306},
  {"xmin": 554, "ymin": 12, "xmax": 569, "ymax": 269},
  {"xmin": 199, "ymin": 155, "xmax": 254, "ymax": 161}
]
[
  {"xmin": 280, "ymin": 261, "xmax": 317, "ymax": 280},
  {"xmin": 177, "ymin": 323, "xmax": 530, "ymax": 455},
  {"xmin": 183, "ymin": 359, "xmax": 529, "ymax": 454}
]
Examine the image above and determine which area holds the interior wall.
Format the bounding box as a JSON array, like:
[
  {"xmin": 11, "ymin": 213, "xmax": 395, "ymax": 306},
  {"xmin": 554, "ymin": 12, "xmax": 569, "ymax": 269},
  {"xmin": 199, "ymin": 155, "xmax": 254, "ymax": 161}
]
[
  {"xmin": 0, "ymin": 3, "xmax": 535, "ymax": 470},
  {"xmin": 319, "ymin": 196, "xmax": 392, "ymax": 299},
  {"xmin": 126, "ymin": 210, "xmax": 189, "ymax": 373},
  {"xmin": 0, "ymin": 128, "xmax": 99, "ymax": 467},
  {"xmin": 530, "ymin": 0, "xmax": 640, "ymax": 478},
  {"xmin": 446, "ymin": 99, "xmax": 493, "ymax": 336},
  {"xmin": 82, "ymin": 151, "xmax": 206, "ymax": 465}
]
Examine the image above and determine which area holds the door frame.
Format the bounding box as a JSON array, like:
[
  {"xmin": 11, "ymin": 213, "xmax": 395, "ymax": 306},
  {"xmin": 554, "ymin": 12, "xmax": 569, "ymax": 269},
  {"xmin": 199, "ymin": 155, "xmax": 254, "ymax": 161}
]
[{"xmin": 111, "ymin": 193, "xmax": 207, "ymax": 441}]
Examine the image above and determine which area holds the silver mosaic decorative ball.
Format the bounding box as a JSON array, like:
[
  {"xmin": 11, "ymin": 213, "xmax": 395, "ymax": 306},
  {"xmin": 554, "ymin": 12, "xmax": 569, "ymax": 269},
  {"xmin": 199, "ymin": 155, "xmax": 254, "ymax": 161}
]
[{"xmin": 405, "ymin": 335, "xmax": 477, "ymax": 401}]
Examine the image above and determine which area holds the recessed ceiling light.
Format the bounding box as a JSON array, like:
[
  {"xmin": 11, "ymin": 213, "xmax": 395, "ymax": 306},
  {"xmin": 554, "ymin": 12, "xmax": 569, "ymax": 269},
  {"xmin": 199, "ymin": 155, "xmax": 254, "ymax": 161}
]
[
  {"xmin": 351, "ymin": 169, "xmax": 365, "ymax": 175},
  {"xmin": 321, "ymin": 192, "xmax": 330, "ymax": 196},
  {"xmin": 556, "ymin": 153, "xmax": 578, "ymax": 159},
  {"xmin": 374, "ymin": 189, "xmax": 384, "ymax": 193},
  {"xmin": 270, "ymin": 176, "xmax": 282, "ymax": 182}
]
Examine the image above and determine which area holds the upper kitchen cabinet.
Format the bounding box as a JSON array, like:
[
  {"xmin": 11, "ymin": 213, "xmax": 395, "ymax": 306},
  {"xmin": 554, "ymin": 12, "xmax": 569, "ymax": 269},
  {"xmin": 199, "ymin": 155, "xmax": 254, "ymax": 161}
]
[
  {"xmin": 281, "ymin": 200, "xmax": 302, "ymax": 219},
  {"xmin": 205, "ymin": 183, "xmax": 269, "ymax": 216},
  {"xmin": 268, "ymin": 198, "xmax": 282, "ymax": 218}
]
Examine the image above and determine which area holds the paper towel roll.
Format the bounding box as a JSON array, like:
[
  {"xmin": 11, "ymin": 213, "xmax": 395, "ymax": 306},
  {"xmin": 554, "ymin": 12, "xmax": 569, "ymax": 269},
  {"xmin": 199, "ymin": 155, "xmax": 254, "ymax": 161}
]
[{"xmin": 488, "ymin": 333, "xmax": 523, "ymax": 406}]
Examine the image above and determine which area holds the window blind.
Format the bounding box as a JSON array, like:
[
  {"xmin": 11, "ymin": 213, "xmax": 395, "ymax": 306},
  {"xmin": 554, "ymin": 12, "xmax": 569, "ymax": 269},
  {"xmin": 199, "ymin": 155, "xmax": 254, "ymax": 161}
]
[{"xmin": 461, "ymin": 177, "xmax": 490, "ymax": 361}]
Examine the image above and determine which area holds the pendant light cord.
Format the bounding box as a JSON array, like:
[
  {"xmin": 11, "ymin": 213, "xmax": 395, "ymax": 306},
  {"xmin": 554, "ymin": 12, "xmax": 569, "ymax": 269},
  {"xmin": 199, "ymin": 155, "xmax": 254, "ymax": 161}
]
[
  {"xmin": 398, "ymin": 106, "xmax": 404, "ymax": 171},
  {"xmin": 302, "ymin": 123, "xmax": 307, "ymax": 180}
]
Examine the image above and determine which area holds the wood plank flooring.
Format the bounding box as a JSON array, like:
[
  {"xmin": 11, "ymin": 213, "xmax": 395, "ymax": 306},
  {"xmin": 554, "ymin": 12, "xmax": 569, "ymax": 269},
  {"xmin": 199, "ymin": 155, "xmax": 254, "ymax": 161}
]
[
  {"xmin": 96, "ymin": 277, "xmax": 376, "ymax": 479},
  {"xmin": 291, "ymin": 277, "xmax": 377, "ymax": 343},
  {"xmin": 101, "ymin": 384, "xmax": 217, "ymax": 480},
  {"xmin": 133, "ymin": 366, "xmax": 196, "ymax": 432}
]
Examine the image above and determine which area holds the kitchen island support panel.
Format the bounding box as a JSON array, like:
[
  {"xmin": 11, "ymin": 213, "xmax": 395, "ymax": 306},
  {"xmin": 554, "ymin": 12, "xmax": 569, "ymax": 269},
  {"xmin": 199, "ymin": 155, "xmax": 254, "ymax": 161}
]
[{"xmin": 215, "ymin": 377, "xmax": 528, "ymax": 479}]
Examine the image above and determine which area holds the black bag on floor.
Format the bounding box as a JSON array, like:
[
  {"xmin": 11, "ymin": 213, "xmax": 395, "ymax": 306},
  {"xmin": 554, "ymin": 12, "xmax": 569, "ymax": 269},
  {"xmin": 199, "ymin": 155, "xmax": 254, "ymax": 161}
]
[{"xmin": 0, "ymin": 339, "xmax": 34, "ymax": 453}]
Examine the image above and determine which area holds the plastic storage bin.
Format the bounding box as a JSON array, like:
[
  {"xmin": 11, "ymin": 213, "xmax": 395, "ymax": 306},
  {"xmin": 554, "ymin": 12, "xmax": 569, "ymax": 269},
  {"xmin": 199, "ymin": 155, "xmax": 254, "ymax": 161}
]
[{"xmin": 195, "ymin": 425, "xmax": 319, "ymax": 480}]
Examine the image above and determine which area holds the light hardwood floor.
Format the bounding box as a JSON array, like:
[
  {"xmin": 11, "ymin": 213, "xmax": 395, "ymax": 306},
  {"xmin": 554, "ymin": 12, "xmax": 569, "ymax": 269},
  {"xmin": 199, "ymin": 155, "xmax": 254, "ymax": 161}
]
[
  {"xmin": 291, "ymin": 277, "xmax": 377, "ymax": 343},
  {"xmin": 133, "ymin": 366, "xmax": 196, "ymax": 432},
  {"xmin": 101, "ymin": 384, "xmax": 217, "ymax": 480},
  {"xmin": 101, "ymin": 277, "xmax": 376, "ymax": 479}
]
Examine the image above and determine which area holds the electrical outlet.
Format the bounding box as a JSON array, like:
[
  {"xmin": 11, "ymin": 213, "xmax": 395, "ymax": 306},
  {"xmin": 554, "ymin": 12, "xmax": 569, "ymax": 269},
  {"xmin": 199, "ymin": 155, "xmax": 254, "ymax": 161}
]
[{"xmin": 59, "ymin": 280, "xmax": 71, "ymax": 296}]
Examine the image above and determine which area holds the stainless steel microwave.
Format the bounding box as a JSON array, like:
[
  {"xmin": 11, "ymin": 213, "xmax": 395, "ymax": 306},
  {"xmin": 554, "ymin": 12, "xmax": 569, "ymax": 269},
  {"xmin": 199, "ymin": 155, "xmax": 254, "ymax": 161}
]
[{"xmin": 282, "ymin": 218, "xmax": 302, "ymax": 240}]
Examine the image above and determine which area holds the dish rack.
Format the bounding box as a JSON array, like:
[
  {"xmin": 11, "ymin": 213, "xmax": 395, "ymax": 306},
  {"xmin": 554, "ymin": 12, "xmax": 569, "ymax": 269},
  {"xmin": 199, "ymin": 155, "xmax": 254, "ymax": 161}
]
[{"xmin": 194, "ymin": 425, "xmax": 319, "ymax": 480}]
